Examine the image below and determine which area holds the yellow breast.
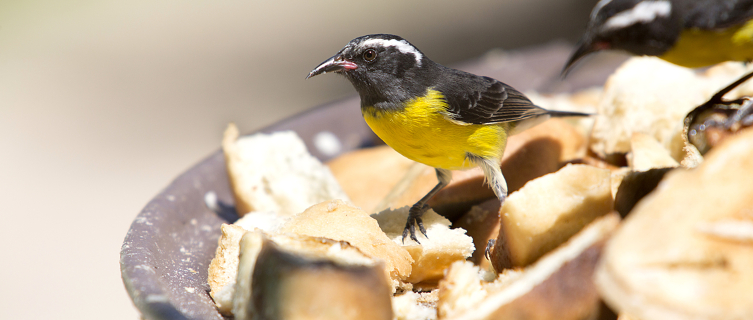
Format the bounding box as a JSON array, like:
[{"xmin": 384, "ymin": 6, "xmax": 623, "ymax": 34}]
[
  {"xmin": 659, "ymin": 20, "xmax": 753, "ymax": 68},
  {"xmin": 362, "ymin": 89, "xmax": 509, "ymax": 170}
]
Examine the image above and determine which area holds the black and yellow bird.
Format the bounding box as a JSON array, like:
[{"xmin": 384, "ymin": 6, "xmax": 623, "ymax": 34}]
[
  {"xmin": 564, "ymin": 0, "xmax": 753, "ymax": 152},
  {"xmin": 564, "ymin": 0, "xmax": 753, "ymax": 71},
  {"xmin": 307, "ymin": 34, "xmax": 589, "ymax": 243}
]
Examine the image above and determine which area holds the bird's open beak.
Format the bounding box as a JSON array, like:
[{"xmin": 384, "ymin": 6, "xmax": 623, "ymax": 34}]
[{"xmin": 306, "ymin": 54, "xmax": 358, "ymax": 79}]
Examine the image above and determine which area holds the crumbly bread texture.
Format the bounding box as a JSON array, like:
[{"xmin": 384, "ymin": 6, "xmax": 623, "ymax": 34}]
[
  {"xmin": 278, "ymin": 200, "xmax": 414, "ymax": 289},
  {"xmin": 438, "ymin": 213, "xmax": 620, "ymax": 320},
  {"xmin": 207, "ymin": 210, "xmax": 290, "ymax": 314},
  {"xmin": 596, "ymin": 128, "xmax": 753, "ymax": 320},
  {"xmin": 680, "ymin": 134, "xmax": 705, "ymax": 169},
  {"xmin": 232, "ymin": 232, "xmax": 390, "ymax": 320},
  {"xmin": 207, "ymin": 224, "xmax": 247, "ymax": 315},
  {"xmin": 222, "ymin": 123, "xmax": 349, "ymax": 216},
  {"xmin": 392, "ymin": 290, "xmax": 439, "ymax": 320},
  {"xmin": 627, "ymin": 132, "xmax": 679, "ymax": 171},
  {"xmin": 437, "ymin": 262, "xmax": 518, "ymax": 320},
  {"xmin": 232, "ymin": 210, "xmax": 286, "ymax": 233},
  {"xmin": 231, "ymin": 230, "xmax": 265, "ymax": 320},
  {"xmin": 492, "ymin": 164, "xmax": 613, "ymax": 269},
  {"xmin": 372, "ymin": 206, "xmax": 475, "ymax": 285}
]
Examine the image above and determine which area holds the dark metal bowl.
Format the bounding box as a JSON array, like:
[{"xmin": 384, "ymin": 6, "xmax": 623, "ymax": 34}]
[{"xmin": 120, "ymin": 42, "xmax": 623, "ymax": 320}]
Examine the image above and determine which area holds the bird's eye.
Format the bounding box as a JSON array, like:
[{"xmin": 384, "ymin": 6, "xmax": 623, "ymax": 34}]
[{"xmin": 363, "ymin": 49, "xmax": 377, "ymax": 61}]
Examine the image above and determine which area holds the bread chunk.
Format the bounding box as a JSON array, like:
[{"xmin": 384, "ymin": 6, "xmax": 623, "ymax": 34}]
[
  {"xmin": 492, "ymin": 164, "xmax": 613, "ymax": 269},
  {"xmin": 438, "ymin": 214, "xmax": 620, "ymax": 320},
  {"xmin": 372, "ymin": 206, "xmax": 474, "ymax": 285},
  {"xmin": 222, "ymin": 124, "xmax": 349, "ymax": 216},
  {"xmin": 232, "ymin": 232, "xmax": 391, "ymax": 320},
  {"xmin": 207, "ymin": 224, "xmax": 247, "ymax": 314},
  {"xmin": 597, "ymin": 128, "xmax": 753, "ymax": 320},
  {"xmin": 278, "ymin": 200, "xmax": 414, "ymax": 289}
]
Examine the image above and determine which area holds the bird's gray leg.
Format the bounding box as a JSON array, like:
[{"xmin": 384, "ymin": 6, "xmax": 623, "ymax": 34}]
[
  {"xmin": 472, "ymin": 155, "xmax": 507, "ymax": 262},
  {"xmin": 471, "ymin": 155, "xmax": 508, "ymax": 204},
  {"xmin": 403, "ymin": 168, "xmax": 452, "ymax": 244}
]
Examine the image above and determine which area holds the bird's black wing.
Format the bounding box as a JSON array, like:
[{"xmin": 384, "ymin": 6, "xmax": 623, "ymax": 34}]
[
  {"xmin": 677, "ymin": 0, "xmax": 753, "ymax": 29},
  {"xmin": 437, "ymin": 73, "xmax": 547, "ymax": 125}
]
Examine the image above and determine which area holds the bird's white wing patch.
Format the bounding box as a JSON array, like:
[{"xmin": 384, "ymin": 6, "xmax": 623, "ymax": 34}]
[
  {"xmin": 361, "ymin": 38, "xmax": 423, "ymax": 66},
  {"xmin": 603, "ymin": 0, "xmax": 672, "ymax": 30}
]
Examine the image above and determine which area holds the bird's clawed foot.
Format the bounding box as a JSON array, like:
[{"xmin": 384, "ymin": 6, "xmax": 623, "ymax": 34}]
[
  {"xmin": 484, "ymin": 239, "xmax": 496, "ymax": 261},
  {"xmin": 402, "ymin": 203, "xmax": 430, "ymax": 244},
  {"xmin": 687, "ymin": 97, "xmax": 753, "ymax": 154}
]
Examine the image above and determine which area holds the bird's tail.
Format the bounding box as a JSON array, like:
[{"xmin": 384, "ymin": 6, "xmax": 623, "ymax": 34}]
[
  {"xmin": 510, "ymin": 108, "xmax": 593, "ymax": 135},
  {"xmin": 547, "ymin": 110, "xmax": 594, "ymax": 118}
]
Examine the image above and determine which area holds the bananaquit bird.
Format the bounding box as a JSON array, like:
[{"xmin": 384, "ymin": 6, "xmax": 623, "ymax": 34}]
[
  {"xmin": 564, "ymin": 0, "xmax": 753, "ymax": 71},
  {"xmin": 564, "ymin": 0, "xmax": 753, "ymax": 153},
  {"xmin": 307, "ymin": 34, "xmax": 589, "ymax": 243}
]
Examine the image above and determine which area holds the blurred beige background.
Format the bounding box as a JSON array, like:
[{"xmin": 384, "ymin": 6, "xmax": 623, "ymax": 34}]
[{"xmin": 0, "ymin": 0, "xmax": 595, "ymax": 319}]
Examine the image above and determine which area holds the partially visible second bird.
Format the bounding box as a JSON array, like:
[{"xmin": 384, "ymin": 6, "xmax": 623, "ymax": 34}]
[
  {"xmin": 564, "ymin": 0, "xmax": 753, "ymax": 71},
  {"xmin": 307, "ymin": 34, "xmax": 589, "ymax": 243},
  {"xmin": 564, "ymin": 0, "xmax": 753, "ymax": 153}
]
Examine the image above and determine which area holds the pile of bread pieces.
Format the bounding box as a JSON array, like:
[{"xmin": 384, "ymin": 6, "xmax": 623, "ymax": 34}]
[{"xmin": 207, "ymin": 57, "xmax": 753, "ymax": 320}]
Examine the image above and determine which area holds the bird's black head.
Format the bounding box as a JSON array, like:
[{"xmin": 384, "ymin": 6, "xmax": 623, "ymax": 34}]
[
  {"xmin": 307, "ymin": 34, "xmax": 437, "ymax": 107},
  {"xmin": 563, "ymin": 0, "xmax": 682, "ymax": 74}
]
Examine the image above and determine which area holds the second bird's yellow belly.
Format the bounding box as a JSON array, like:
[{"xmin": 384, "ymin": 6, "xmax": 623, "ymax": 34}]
[
  {"xmin": 660, "ymin": 20, "xmax": 753, "ymax": 68},
  {"xmin": 361, "ymin": 89, "xmax": 509, "ymax": 170}
]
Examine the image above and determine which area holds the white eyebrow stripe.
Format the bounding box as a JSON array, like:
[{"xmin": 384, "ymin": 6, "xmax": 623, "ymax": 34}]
[
  {"xmin": 603, "ymin": 1, "xmax": 672, "ymax": 30},
  {"xmin": 360, "ymin": 38, "xmax": 423, "ymax": 66}
]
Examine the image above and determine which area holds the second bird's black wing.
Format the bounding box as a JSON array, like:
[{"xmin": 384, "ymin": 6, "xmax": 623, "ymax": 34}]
[
  {"xmin": 676, "ymin": 0, "xmax": 753, "ymax": 29},
  {"xmin": 436, "ymin": 72, "xmax": 547, "ymax": 125}
]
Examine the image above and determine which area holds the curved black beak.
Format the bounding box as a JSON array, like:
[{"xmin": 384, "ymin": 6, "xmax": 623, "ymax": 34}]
[
  {"xmin": 561, "ymin": 38, "xmax": 598, "ymax": 78},
  {"xmin": 306, "ymin": 54, "xmax": 358, "ymax": 79}
]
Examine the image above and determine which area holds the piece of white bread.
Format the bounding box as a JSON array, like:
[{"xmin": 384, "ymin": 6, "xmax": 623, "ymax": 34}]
[
  {"xmin": 231, "ymin": 230, "xmax": 265, "ymax": 320},
  {"xmin": 492, "ymin": 164, "xmax": 613, "ymax": 269},
  {"xmin": 232, "ymin": 231, "xmax": 392, "ymax": 320},
  {"xmin": 209, "ymin": 199, "xmax": 413, "ymax": 314},
  {"xmin": 596, "ymin": 128, "xmax": 753, "ymax": 320},
  {"xmin": 627, "ymin": 132, "xmax": 679, "ymax": 171},
  {"xmin": 372, "ymin": 206, "xmax": 474, "ymax": 285},
  {"xmin": 590, "ymin": 57, "xmax": 710, "ymax": 161},
  {"xmin": 438, "ymin": 213, "xmax": 620, "ymax": 320},
  {"xmin": 222, "ymin": 123, "xmax": 349, "ymax": 216},
  {"xmin": 207, "ymin": 211, "xmax": 288, "ymax": 314},
  {"xmin": 391, "ymin": 290, "xmax": 439, "ymax": 320},
  {"xmin": 277, "ymin": 200, "xmax": 414, "ymax": 290},
  {"xmin": 207, "ymin": 224, "xmax": 247, "ymax": 314}
]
